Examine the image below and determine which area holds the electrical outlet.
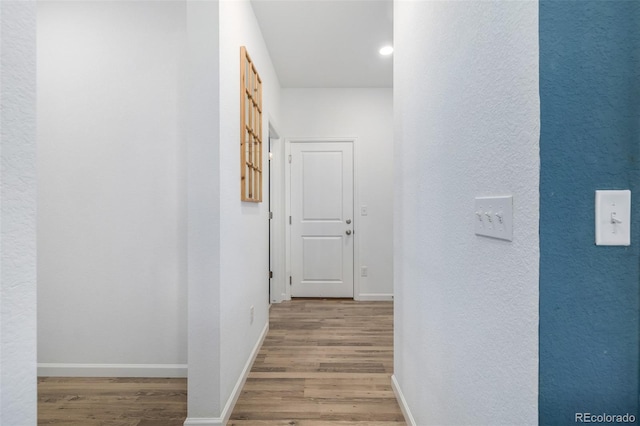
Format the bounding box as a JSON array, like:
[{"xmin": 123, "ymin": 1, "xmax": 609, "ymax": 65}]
[
  {"xmin": 361, "ymin": 266, "xmax": 368, "ymax": 277},
  {"xmin": 250, "ymin": 305, "xmax": 254, "ymax": 324}
]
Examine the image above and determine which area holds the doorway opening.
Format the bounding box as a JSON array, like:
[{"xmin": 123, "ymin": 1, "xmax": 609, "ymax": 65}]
[{"xmin": 268, "ymin": 122, "xmax": 284, "ymax": 304}]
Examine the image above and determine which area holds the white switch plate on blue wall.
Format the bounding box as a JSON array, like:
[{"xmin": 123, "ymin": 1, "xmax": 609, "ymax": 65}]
[
  {"xmin": 595, "ymin": 190, "xmax": 630, "ymax": 246},
  {"xmin": 474, "ymin": 196, "xmax": 513, "ymax": 241}
]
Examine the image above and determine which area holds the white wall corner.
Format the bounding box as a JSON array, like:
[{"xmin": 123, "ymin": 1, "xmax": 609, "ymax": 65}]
[
  {"xmin": 186, "ymin": 0, "xmax": 222, "ymax": 421},
  {"xmin": 185, "ymin": 322, "xmax": 268, "ymax": 426},
  {"xmin": 220, "ymin": 322, "xmax": 268, "ymax": 424},
  {"xmin": 391, "ymin": 374, "xmax": 417, "ymax": 426}
]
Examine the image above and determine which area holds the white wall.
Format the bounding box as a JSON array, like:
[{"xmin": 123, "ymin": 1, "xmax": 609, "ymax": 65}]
[
  {"xmin": 218, "ymin": 0, "xmax": 281, "ymax": 410},
  {"xmin": 1, "ymin": 1, "xmax": 37, "ymax": 424},
  {"xmin": 393, "ymin": 1, "xmax": 539, "ymax": 425},
  {"xmin": 37, "ymin": 1, "xmax": 282, "ymax": 422},
  {"xmin": 185, "ymin": 0, "xmax": 222, "ymax": 421},
  {"xmin": 37, "ymin": 1, "xmax": 188, "ymax": 374},
  {"xmin": 282, "ymin": 89, "xmax": 393, "ymax": 300}
]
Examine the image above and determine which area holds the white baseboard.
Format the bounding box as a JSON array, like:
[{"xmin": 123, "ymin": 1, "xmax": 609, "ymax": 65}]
[
  {"xmin": 391, "ymin": 374, "xmax": 417, "ymax": 426},
  {"xmin": 356, "ymin": 293, "xmax": 394, "ymax": 301},
  {"xmin": 37, "ymin": 363, "xmax": 187, "ymax": 378},
  {"xmin": 183, "ymin": 418, "xmax": 222, "ymax": 426},
  {"xmin": 220, "ymin": 321, "xmax": 268, "ymax": 423},
  {"xmin": 270, "ymin": 293, "xmax": 288, "ymax": 304},
  {"xmin": 184, "ymin": 321, "xmax": 269, "ymax": 426}
]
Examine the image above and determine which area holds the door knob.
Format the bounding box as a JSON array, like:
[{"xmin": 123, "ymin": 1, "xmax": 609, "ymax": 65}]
[
  {"xmin": 346, "ymin": 230, "xmax": 352, "ymax": 235},
  {"xmin": 346, "ymin": 219, "xmax": 351, "ymax": 224}
]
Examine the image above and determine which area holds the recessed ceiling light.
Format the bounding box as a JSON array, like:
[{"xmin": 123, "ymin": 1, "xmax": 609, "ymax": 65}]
[{"xmin": 379, "ymin": 46, "xmax": 393, "ymax": 56}]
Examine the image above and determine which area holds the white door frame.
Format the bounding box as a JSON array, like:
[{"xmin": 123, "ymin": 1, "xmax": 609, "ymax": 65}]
[
  {"xmin": 268, "ymin": 122, "xmax": 287, "ymax": 304},
  {"xmin": 284, "ymin": 137, "xmax": 360, "ymax": 301}
]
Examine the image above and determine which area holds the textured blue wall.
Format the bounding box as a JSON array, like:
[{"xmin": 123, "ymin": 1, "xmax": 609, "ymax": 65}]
[{"xmin": 539, "ymin": 1, "xmax": 640, "ymax": 424}]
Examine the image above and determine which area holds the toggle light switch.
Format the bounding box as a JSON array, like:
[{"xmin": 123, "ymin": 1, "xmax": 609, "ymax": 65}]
[
  {"xmin": 474, "ymin": 196, "xmax": 513, "ymax": 241},
  {"xmin": 595, "ymin": 190, "xmax": 631, "ymax": 246}
]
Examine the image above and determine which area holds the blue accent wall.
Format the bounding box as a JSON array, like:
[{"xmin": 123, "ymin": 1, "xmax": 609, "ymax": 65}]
[{"xmin": 539, "ymin": 1, "xmax": 640, "ymax": 424}]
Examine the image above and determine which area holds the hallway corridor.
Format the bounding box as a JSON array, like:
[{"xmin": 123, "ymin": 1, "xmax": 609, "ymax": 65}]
[
  {"xmin": 228, "ymin": 299, "xmax": 405, "ymax": 425},
  {"xmin": 38, "ymin": 300, "xmax": 404, "ymax": 425}
]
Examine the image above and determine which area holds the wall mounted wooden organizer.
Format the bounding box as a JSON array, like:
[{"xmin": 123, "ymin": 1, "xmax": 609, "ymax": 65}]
[{"xmin": 240, "ymin": 46, "xmax": 263, "ymax": 202}]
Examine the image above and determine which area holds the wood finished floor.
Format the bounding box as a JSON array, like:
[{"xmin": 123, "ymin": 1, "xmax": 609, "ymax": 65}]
[
  {"xmin": 38, "ymin": 377, "xmax": 187, "ymax": 426},
  {"xmin": 228, "ymin": 299, "xmax": 405, "ymax": 425},
  {"xmin": 38, "ymin": 299, "xmax": 404, "ymax": 426}
]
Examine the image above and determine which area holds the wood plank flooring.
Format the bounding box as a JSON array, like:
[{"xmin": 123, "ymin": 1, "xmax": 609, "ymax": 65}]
[
  {"xmin": 38, "ymin": 377, "xmax": 187, "ymax": 426},
  {"xmin": 228, "ymin": 299, "xmax": 405, "ymax": 425},
  {"xmin": 38, "ymin": 299, "xmax": 404, "ymax": 426}
]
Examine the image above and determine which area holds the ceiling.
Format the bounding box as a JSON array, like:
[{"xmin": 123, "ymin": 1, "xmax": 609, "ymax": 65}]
[{"xmin": 250, "ymin": 0, "xmax": 393, "ymax": 88}]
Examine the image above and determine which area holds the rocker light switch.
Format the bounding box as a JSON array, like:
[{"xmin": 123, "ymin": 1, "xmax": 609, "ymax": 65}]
[{"xmin": 595, "ymin": 190, "xmax": 631, "ymax": 246}]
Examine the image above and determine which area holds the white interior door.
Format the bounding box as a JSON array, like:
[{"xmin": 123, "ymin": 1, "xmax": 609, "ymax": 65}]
[{"xmin": 290, "ymin": 141, "xmax": 354, "ymax": 298}]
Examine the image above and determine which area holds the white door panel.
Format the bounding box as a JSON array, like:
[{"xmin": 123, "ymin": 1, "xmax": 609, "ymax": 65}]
[
  {"xmin": 302, "ymin": 237, "xmax": 343, "ymax": 280},
  {"xmin": 302, "ymin": 151, "xmax": 343, "ymax": 220},
  {"xmin": 291, "ymin": 141, "xmax": 354, "ymax": 298}
]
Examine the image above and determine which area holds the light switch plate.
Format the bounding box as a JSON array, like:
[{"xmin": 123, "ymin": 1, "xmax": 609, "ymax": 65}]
[
  {"xmin": 595, "ymin": 190, "xmax": 630, "ymax": 246},
  {"xmin": 474, "ymin": 196, "xmax": 513, "ymax": 241}
]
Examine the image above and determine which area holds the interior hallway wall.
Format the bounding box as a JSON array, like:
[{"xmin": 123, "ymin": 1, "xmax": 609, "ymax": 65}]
[
  {"xmin": 37, "ymin": 0, "xmax": 282, "ymax": 421},
  {"xmin": 185, "ymin": 0, "xmax": 222, "ymax": 421},
  {"xmin": 539, "ymin": 1, "xmax": 640, "ymax": 421},
  {"xmin": 0, "ymin": 1, "xmax": 37, "ymax": 423},
  {"xmin": 282, "ymin": 88, "xmax": 393, "ymax": 300},
  {"xmin": 218, "ymin": 0, "xmax": 281, "ymax": 413},
  {"xmin": 37, "ymin": 1, "xmax": 188, "ymax": 374},
  {"xmin": 393, "ymin": 1, "xmax": 540, "ymax": 424}
]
